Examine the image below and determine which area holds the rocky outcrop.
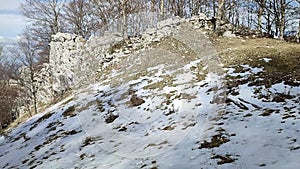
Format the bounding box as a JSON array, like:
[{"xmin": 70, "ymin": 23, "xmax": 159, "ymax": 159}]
[
  {"xmin": 223, "ymin": 31, "xmax": 236, "ymax": 38},
  {"xmin": 49, "ymin": 33, "xmax": 85, "ymax": 95},
  {"xmin": 27, "ymin": 14, "xmax": 218, "ymax": 106}
]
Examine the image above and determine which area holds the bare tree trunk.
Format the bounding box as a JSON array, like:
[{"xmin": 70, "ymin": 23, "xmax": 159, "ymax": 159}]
[
  {"xmin": 279, "ymin": 0, "xmax": 285, "ymax": 40},
  {"xmin": 217, "ymin": 0, "xmax": 225, "ymax": 21},
  {"xmin": 247, "ymin": 0, "xmax": 251, "ymax": 28},
  {"xmin": 228, "ymin": 0, "xmax": 232, "ymax": 22},
  {"xmin": 257, "ymin": 0, "xmax": 265, "ymax": 32},
  {"xmin": 235, "ymin": 1, "xmax": 239, "ymax": 27},
  {"xmin": 266, "ymin": 0, "xmax": 272, "ymax": 35},
  {"xmin": 230, "ymin": 0, "xmax": 238, "ymax": 27},
  {"xmin": 193, "ymin": 0, "xmax": 201, "ymax": 15},
  {"xmin": 151, "ymin": 0, "xmax": 155, "ymax": 27},
  {"xmin": 122, "ymin": 0, "xmax": 128, "ymax": 39},
  {"xmin": 170, "ymin": 0, "xmax": 184, "ymax": 17},
  {"xmin": 160, "ymin": 0, "xmax": 164, "ymax": 19},
  {"xmin": 33, "ymin": 90, "xmax": 38, "ymax": 115},
  {"xmin": 272, "ymin": 0, "xmax": 280, "ymax": 37},
  {"xmin": 50, "ymin": 1, "xmax": 60, "ymax": 35},
  {"xmin": 213, "ymin": 0, "xmax": 217, "ymax": 16},
  {"xmin": 29, "ymin": 63, "xmax": 38, "ymax": 116},
  {"xmin": 298, "ymin": 20, "xmax": 300, "ymax": 43}
]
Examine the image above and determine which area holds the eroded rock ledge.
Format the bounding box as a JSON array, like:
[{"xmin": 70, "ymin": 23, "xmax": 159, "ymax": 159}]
[{"xmin": 24, "ymin": 14, "xmax": 217, "ymax": 107}]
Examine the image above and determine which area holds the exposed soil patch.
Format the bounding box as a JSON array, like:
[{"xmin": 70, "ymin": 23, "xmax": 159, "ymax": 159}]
[
  {"xmin": 105, "ymin": 113, "xmax": 119, "ymax": 123},
  {"xmin": 244, "ymin": 113, "xmax": 253, "ymax": 117},
  {"xmin": 259, "ymin": 109, "xmax": 278, "ymax": 117},
  {"xmin": 81, "ymin": 136, "xmax": 103, "ymax": 148},
  {"xmin": 211, "ymin": 154, "xmax": 237, "ymax": 165},
  {"xmin": 282, "ymin": 114, "xmax": 296, "ymax": 120},
  {"xmin": 46, "ymin": 121, "xmax": 63, "ymax": 132},
  {"xmin": 62, "ymin": 105, "xmax": 76, "ymax": 117},
  {"xmin": 130, "ymin": 94, "xmax": 145, "ymax": 107},
  {"xmin": 272, "ymin": 93, "xmax": 295, "ymax": 102},
  {"xmin": 226, "ymin": 98, "xmax": 249, "ymax": 110},
  {"xmin": 118, "ymin": 126, "xmax": 127, "ymax": 131},
  {"xmin": 147, "ymin": 140, "xmax": 169, "ymax": 148},
  {"xmin": 63, "ymin": 129, "xmax": 81, "ymax": 135},
  {"xmin": 43, "ymin": 129, "xmax": 81, "ymax": 145},
  {"xmin": 198, "ymin": 134, "xmax": 230, "ymax": 149},
  {"xmin": 80, "ymin": 153, "xmax": 87, "ymax": 160},
  {"xmin": 161, "ymin": 125, "xmax": 175, "ymax": 131},
  {"xmin": 30, "ymin": 112, "xmax": 55, "ymax": 131},
  {"xmin": 12, "ymin": 133, "xmax": 30, "ymax": 142}
]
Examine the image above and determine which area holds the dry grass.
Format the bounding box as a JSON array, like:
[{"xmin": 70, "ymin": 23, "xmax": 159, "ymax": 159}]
[
  {"xmin": 1, "ymin": 94, "xmax": 74, "ymax": 135},
  {"xmin": 1, "ymin": 112, "xmax": 32, "ymax": 134},
  {"xmin": 214, "ymin": 37, "xmax": 300, "ymax": 65},
  {"xmin": 213, "ymin": 37, "xmax": 300, "ymax": 80}
]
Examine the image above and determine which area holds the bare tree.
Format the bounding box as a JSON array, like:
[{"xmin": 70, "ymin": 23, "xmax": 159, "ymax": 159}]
[
  {"xmin": 253, "ymin": 0, "xmax": 298, "ymax": 38},
  {"xmin": 190, "ymin": 0, "xmax": 201, "ymax": 15},
  {"xmin": 256, "ymin": 0, "xmax": 266, "ymax": 32},
  {"xmin": 90, "ymin": 0, "xmax": 121, "ymax": 34},
  {"xmin": 160, "ymin": 0, "xmax": 165, "ymax": 18},
  {"xmin": 277, "ymin": 0, "xmax": 286, "ymax": 39},
  {"xmin": 169, "ymin": 0, "xmax": 186, "ymax": 17},
  {"xmin": 120, "ymin": 0, "xmax": 129, "ymax": 38},
  {"xmin": 298, "ymin": 20, "xmax": 300, "ymax": 42},
  {"xmin": 10, "ymin": 31, "xmax": 42, "ymax": 116},
  {"xmin": 114, "ymin": 0, "xmax": 145, "ymax": 38},
  {"xmin": 295, "ymin": 0, "xmax": 300, "ymax": 42},
  {"xmin": 20, "ymin": 0, "xmax": 65, "ymax": 63},
  {"xmin": 218, "ymin": 0, "xmax": 226, "ymax": 21},
  {"xmin": 63, "ymin": 0, "xmax": 101, "ymax": 38}
]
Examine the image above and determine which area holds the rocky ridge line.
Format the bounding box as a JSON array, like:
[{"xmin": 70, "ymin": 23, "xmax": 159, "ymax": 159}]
[{"xmin": 22, "ymin": 14, "xmax": 219, "ymax": 111}]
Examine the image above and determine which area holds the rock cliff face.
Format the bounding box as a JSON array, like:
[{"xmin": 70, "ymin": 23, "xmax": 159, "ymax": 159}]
[
  {"xmin": 49, "ymin": 32, "xmax": 125, "ymax": 93},
  {"xmin": 49, "ymin": 33, "xmax": 85, "ymax": 95},
  {"xmin": 31, "ymin": 14, "xmax": 215, "ymax": 106}
]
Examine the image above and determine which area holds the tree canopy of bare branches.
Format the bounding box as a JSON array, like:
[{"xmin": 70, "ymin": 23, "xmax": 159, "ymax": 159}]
[
  {"xmin": 19, "ymin": 0, "xmax": 300, "ymax": 42},
  {"xmin": 9, "ymin": 31, "xmax": 43, "ymax": 116},
  {"xmin": 20, "ymin": 0, "xmax": 65, "ymax": 63}
]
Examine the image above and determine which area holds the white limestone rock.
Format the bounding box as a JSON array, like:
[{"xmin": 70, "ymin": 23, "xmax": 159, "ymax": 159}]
[
  {"xmin": 24, "ymin": 13, "xmax": 232, "ymax": 108},
  {"xmin": 223, "ymin": 31, "xmax": 236, "ymax": 38}
]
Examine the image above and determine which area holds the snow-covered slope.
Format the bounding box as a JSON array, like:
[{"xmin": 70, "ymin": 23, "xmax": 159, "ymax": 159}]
[{"xmin": 1, "ymin": 27, "xmax": 300, "ymax": 169}]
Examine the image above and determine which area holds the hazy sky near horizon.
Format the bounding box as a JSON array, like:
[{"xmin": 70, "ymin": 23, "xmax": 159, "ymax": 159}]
[{"xmin": 0, "ymin": 0, "xmax": 26, "ymax": 39}]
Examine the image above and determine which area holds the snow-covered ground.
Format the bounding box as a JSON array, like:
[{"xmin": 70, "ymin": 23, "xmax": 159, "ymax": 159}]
[{"xmin": 1, "ymin": 29, "xmax": 299, "ymax": 169}]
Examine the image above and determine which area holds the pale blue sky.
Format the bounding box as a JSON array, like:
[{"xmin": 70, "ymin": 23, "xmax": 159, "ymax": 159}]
[{"xmin": 0, "ymin": 0, "xmax": 26, "ymax": 39}]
